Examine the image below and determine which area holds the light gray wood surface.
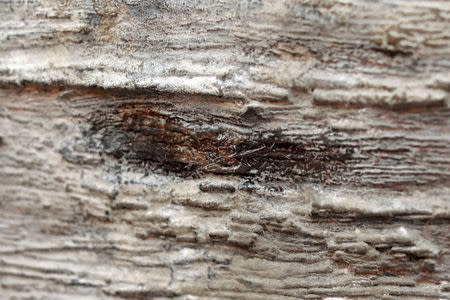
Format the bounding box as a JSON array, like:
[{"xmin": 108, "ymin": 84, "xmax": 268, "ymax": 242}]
[{"xmin": 0, "ymin": 1, "xmax": 449, "ymax": 299}]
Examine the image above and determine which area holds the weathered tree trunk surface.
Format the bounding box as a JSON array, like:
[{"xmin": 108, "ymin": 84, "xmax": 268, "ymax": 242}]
[{"xmin": 1, "ymin": 1, "xmax": 449, "ymax": 299}]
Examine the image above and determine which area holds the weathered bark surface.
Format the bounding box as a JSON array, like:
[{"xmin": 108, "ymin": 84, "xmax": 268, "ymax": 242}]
[{"xmin": 0, "ymin": 1, "xmax": 449, "ymax": 299}]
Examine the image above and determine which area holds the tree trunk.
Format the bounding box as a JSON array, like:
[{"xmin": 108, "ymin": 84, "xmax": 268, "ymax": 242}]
[{"xmin": 0, "ymin": 1, "xmax": 449, "ymax": 299}]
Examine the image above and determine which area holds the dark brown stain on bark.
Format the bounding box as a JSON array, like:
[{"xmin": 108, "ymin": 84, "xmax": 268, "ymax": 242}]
[{"xmin": 88, "ymin": 100, "xmax": 356, "ymax": 183}]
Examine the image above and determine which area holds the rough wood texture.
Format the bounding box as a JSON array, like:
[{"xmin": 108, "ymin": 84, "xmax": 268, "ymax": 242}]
[{"xmin": 0, "ymin": 1, "xmax": 449, "ymax": 299}]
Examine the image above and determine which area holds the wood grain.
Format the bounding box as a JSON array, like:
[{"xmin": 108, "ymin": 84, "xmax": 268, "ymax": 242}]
[
  {"xmin": 0, "ymin": 84, "xmax": 449, "ymax": 299},
  {"xmin": 0, "ymin": 0, "xmax": 449, "ymax": 299}
]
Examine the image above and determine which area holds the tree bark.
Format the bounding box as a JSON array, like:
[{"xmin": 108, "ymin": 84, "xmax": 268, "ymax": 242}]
[{"xmin": 0, "ymin": 1, "xmax": 449, "ymax": 299}]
